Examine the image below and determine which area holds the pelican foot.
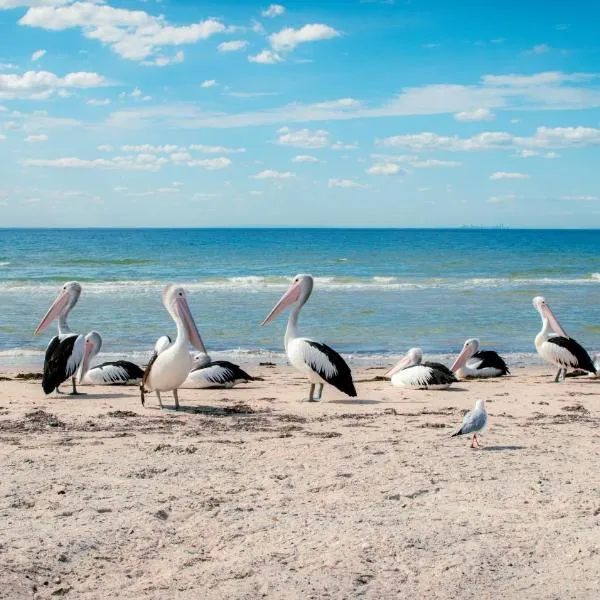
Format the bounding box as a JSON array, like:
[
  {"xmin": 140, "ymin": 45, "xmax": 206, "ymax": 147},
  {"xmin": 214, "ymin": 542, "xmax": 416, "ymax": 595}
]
[{"xmin": 68, "ymin": 391, "xmax": 87, "ymax": 396}]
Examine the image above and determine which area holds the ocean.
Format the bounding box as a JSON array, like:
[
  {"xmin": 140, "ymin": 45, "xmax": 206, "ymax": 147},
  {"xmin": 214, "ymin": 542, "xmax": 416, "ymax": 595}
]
[{"xmin": 0, "ymin": 228, "xmax": 598, "ymax": 371}]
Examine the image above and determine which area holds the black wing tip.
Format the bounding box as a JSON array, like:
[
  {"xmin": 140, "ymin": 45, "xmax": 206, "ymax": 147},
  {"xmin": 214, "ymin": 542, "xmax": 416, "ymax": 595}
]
[{"xmin": 451, "ymin": 428, "xmax": 463, "ymax": 438}]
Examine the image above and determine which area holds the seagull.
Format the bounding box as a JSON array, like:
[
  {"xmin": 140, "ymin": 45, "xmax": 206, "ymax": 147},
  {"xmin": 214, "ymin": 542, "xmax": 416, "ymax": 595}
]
[{"xmin": 452, "ymin": 399, "xmax": 488, "ymax": 449}]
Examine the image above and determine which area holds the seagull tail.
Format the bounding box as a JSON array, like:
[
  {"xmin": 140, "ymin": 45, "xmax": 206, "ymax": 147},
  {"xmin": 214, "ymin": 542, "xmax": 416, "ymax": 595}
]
[{"xmin": 451, "ymin": 427, "xmax": 464, "ymax": 438}]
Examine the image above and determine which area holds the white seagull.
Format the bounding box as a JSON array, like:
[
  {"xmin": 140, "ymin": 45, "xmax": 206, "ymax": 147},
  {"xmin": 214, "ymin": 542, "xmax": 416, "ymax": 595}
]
[
  {"xmin": 451, "ymin": 338, "xmax": 510, "ymax": 379},
  {"xmin": 532, "ymin": 296, "xmax": 596, "ymax": 382},
  {"xmin": 141, "ymin": 286, "xmax": 207, "ymax": 410},
  {"xmin": 452, "ymin": 399, "xmax": 488, "ymax": 449},
  {"xmin": 261, "ymin": 274, "xmax": 357, "ymax": 402},
  {"xmin": 386, "ymin": 347, "xmax": 457, "ymax": 389}
]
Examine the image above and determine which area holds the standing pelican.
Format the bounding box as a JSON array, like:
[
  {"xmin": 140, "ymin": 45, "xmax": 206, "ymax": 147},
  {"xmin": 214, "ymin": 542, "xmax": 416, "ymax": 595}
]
[
  {"xmin": 261, "ymin": 274, "xmax": 356, "ymax": 401},
  {"xmin": 452, "ymin": 399, "xmax": 488, "ymax": 449},
  {"xmin": 532, "ymin": 296, "xmax": 596, "ymax": 382},
  {"xmin": 182, "ymin": 353, "xmax": 253, "ymax": 389},
  {"xmin": 140, "ymin": 286, "xmax": 206, "ymax": 410},
  {"xmin": 34, "ymin": 281, "xmax": 85, "ymax": 395},
  {"xmin": 451, "ymin": 338, "xmax": 510, "ymax": 379},
  {"xmin": 386, "ymin": 348, "xmax": 456, "ymax": 389}
]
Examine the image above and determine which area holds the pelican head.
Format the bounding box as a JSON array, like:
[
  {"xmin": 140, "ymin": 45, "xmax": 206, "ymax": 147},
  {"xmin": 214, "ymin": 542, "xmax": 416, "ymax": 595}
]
[
  {"xmin": 77, "ymin": 331, "xmax": 102, "ymax": 383},
  {"xmin": 191, "ymin": 352, "xmax": 212, "ymax": 369},
  {"xmin": 162, "ymin": 285, "xmax": 207, "ymax": 353},
  {"xmin": 35, "ymin": 281, "xmax": 82, "ymax": 335},
  {"xmin": 261, "ymin": 274, "xmax": 314, "ymax": 325},
  {"xmin": 450, "ymin": 338, "xmax": 480, "ymax": 373},
  {"xmin": 532, "ymin": 295, "xmax": 568, "ymax": 337},
  {"xmin": 385, "ymin": 347, "xmax": 423, "ymax": 378}
]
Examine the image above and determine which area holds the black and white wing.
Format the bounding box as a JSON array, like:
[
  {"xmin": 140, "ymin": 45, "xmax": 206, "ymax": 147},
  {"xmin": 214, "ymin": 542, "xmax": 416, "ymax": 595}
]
[
  {"xmin": 82, "ymin": 360, "xmax": 144, "ymax": 385},
  {"xmin": 547, "ymin": 336, "xmax": 595, "ymax": 373},
  {"xmin": 184, "ymin": 361, "xmax": 253, "ymax": 388},
  {"xmin": 470, "ymin": 350, "xmax": 510, "ymax": 375},
  {"xmin": 42, "ymin": 334, "xmax": 84, "ymax": 394},
  {"xmin": 302, "ymin": 339, "xmax": 357, "ymax": 397},
  {"xmin": 423, "ymin": 361, "xmax": 456, "ymax": 379}
]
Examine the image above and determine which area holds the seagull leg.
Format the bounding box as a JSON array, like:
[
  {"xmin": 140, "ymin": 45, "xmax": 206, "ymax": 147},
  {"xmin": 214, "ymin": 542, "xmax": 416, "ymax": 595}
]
[
  {"xmin": 156, "ymin": 390, "xmax": 163, "ymax": 409},
  {"xmin": 173, "ymin": 389, "xmax": 180, "ymax": 411},
  {"xmin": 470, "ymin": 434, "xmax": 480, "ymax": 449}
]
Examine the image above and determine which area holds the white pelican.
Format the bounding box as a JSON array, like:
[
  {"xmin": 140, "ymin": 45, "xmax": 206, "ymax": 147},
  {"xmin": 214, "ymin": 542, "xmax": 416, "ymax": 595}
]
[
  {"xmin": 451, "ymin": 338, "xmax": 510, "ymax": 379},
  {"xmin": 532, "ymin": 296, "xmax": 596, "ymax": 382},
  {"xmin": 80, "ymin": 360, "xmax": 144, "ymax": 385},
  {"xmin": 261, "ymin": 274, "xmax": 357, "ymax": 402},
  {"xmin": 181, "ymin": 353, "xmax": 253, "ymax": 389},
  {"xmin": 34, "ymin": 281, "xmax": 86, "ymax": 395},
  {"xmin": 386, "ymin": 347, "xmax": 456, "ymax": 389},
  {"xmin": 594, "ymin": 353, "xmax": 600, "ymax": 374},
  {"xmin": 141, "ymin": 286, "xmax": 207, "ymax": 410},
  {"xmin": 452, "ymin": 399, "xmax": 487, "ymax": 449}
]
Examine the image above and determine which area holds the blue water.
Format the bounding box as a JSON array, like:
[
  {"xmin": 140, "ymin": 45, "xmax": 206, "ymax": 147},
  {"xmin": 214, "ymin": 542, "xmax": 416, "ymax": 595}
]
[{"xmin": 0, "ymin": 228, "xmax": 598, "ymax": 370}]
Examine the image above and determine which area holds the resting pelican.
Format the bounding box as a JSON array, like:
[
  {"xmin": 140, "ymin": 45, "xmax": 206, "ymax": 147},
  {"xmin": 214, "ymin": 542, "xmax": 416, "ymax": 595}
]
[
  {"xmin": 532, "ymin": 296, "xmax": 596, "ymax": 382},
  {"xmin": 80, "ymin": 360, "xmax": 144, "ymax": 385},
  {"xmin": 261, "ymin": 274, "xmax": 356, "ymax": 401},
  {"xmin": 386, "ymin": 347, "xmax": 456, "ymax": 389},
  {"xmin": 451, "ymin": 338, "xmax": 510, "ymax": 379},
  {"xmin": 182, "ymin": 353, "xmax": 253, "ymax": 389},
  {"xmin": 141, "ymin": 286, "xmax": 206, "ymax": 410},
  {"xmin": 452, "ymin": 398, "xmax": 487, "ymax": 449},
  {"xmin": 34, "ymin": 281, "xmax": 86, "ymax": 395}
]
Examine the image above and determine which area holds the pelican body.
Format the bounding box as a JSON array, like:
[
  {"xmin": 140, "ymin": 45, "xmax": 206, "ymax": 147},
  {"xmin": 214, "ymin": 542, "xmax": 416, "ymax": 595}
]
[
  {"xmin": 386, "ymin": 348, "xmax": 456, "ymax": 390},
  {"xmin": 141, "ymin": 286, "xmax": 206, "ymax": 409},
  {"xmin": 182, "ymin": 353, "xmax": 253, "ymax": 389},
  {"xmin": 261, "ymin": 274, "xmax": 357, "ymax": 402},
  {"xmin": 35, "ymin": 281, "xmax": 87, "ymax": 395},
  {"xmin": 452, "ymin": 399, "xmax": 487, "ymax": 449},
  {"xmin": 80, "ymin": 360, "xmax": 143, "ymax": 385},
  {"xmin": 451, "ymin": 338, "xmax": 510, "ymax": 379},
  {"xmin": 532, "ymin": 296, "xmax": 596, "ymax": 382}
]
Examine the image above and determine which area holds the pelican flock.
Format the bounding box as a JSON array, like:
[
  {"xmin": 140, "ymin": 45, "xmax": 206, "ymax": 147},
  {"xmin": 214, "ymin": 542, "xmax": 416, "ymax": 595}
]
[{"xmin": 261, "ymin": 274, "xmax": 356, "ymax": 401}]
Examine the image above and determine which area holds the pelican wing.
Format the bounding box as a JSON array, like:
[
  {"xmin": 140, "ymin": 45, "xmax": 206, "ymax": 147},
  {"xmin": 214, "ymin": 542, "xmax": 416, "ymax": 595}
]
[
  {"xmin": 471, "ymin": 350, "xmax": 510, "ymax": 375},
  {"xmin": 83, "ymin": 361, "xmax": 143, "ymax": 385},
  {"xmin": 547, "ymin": 336, "xmax": 595, "ymax": 372},
  {"xmin": 42, "ymin": 334, "xmax": 82, "ymax": 394},
  {"xmin": 188, "ymin": 361, "xmax": 252, "ymax": 387},
  {"xmin": 422, "ymin": 361, "xmax": 456, "ymax": 380},
  {"xmin": 303, "ymin": 340, "xmax": 357, "ymax": 397}
]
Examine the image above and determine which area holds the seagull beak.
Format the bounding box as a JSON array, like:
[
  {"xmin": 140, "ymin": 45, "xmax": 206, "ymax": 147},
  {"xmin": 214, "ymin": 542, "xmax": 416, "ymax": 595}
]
[
  {"xmin": 261, "ymin": 280, "xmax": 302, "ymax": 325},
  {"xmin": 35, "ymin": 290, "xmax": 70, "ymax": 335}
]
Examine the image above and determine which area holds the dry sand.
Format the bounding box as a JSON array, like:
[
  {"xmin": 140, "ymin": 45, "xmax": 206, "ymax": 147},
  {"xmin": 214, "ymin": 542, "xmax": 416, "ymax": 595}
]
[{"xmin": 1, "ymin": 365, "xmax": 600, "ymax": 599}]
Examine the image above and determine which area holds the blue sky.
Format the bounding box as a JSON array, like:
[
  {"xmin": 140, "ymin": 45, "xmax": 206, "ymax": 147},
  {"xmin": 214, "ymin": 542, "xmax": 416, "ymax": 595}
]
[{"xmin": 1, "ymin": 0, "xmax": 599, "ymax": 227}]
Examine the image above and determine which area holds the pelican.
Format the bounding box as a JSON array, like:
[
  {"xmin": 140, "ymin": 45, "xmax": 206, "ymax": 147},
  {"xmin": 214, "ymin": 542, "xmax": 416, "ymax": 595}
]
[
  {"xmin": 80, "ymin": 360, "xmax": 144, "ymax": 385},
  {"xmin": 386, "ymin": 347, "xmax": 456, "ymax": 389},
  {"xmin": 451, "ymin": 338, "xmax": 510, "ymax": 379},
  {"xmin": 594, "ymin": 353, "xmax": 600, "ymax": 374},
  {"xmin": 452, "ymin": 398, "xmax": 487, "ymax": 449},
  {"xmin": 532, "ymin": 296, "xmax": 596, "ymax": 382},
  {"xmin": 140, "ymin": 286, "xmax": 206, "ymax": 410},
  {"xmin": 261, "ymin": 274, "xmax": 357, "ymax": 402},
  {"xmin": 34, "ymin": 281, "xmax": 86, "ymax": 395},
  {"xmin": 181, "ymin": 353, "xmax": 253, "ymax": 389}
]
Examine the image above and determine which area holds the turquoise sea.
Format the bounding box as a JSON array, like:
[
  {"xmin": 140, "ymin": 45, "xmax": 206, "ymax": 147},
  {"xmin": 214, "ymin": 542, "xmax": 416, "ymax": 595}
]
[{"xmin": 0, "ymin": 228, "xmax": 598, "ymax": 371}]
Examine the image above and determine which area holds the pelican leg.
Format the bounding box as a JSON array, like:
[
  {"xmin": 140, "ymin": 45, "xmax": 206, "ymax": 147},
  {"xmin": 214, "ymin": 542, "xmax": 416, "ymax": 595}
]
[
  {"xmin": 554, "ymin": 368, "xmax": 562, "ymax": 383},
  {"xmin": 156, "ymin": 390, "xmax": 163, "ymax": 409},
  {"xmin": 173, "ymin": 389, "xmax": 180, "ymax": 411},
  {"xmin": 55, "ymin": 386, "xmax": 63, "ymax": 394},
  {"xmin": 68, "ymin": 377, "xmax": 85, "ymax": 396},
  {"xmin": 313, "ymin": 383, "xmax": 324, "ymax": 401},
  {"xmin": 305, "ymin": 383, "xmax": 315, "ymax": 402}
]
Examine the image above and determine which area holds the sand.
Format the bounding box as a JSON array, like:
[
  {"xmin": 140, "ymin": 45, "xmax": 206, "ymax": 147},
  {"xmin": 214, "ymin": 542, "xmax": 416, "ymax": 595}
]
[{"xmin": 1, "ymin": 365, "xmax": 600, "ymax": 599}]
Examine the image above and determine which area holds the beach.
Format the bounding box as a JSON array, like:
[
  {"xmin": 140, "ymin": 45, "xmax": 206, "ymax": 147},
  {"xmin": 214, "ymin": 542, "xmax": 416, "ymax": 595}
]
[{"xmin": 2, "ymin": 365, "xmax": 599, "ymax": 599}]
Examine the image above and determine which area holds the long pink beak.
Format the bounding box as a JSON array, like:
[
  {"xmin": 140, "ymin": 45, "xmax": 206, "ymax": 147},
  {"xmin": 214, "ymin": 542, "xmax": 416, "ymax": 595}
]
[
  {"xmin": 451, "ymin": 344, "xmax": 475, "ymax": 373},
  {"xmin": 542, "ymin": 303, "xmax": 568, "ymax": 338},
  {"xmin": 385, "ymin": 354, "xmax": 413, "ymax": 378},
  {"xmin": 175, "ymin": 296, "xmax": 207, "ymax": 353},
  {"xmin": 35, "ymin": 290, "xmax": 69, "ymax": 335},
  {"xmin": 261, "ymin": 281, "xmax": 302, "ymax": 325},
  {"xmin": 77, "ymin": 339, "xmax": 95, "ymax": 383}
]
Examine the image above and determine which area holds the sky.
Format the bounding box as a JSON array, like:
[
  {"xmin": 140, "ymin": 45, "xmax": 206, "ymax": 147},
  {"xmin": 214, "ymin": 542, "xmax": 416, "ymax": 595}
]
[{"xmin": 1, "ymin": 0, "xmax": 600, "ymax": 228}]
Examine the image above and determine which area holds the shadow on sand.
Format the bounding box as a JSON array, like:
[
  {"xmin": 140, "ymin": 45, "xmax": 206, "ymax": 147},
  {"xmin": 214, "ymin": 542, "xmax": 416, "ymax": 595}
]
[
  {"xmin": 143, "ymin": 404, "xmax": 255, "ymax": 416},
  {"xmin": 329, "ymin": 398, "xmax": 382, "ymax": 405},
  {"xmin": 480, "ymin": 445, "xmax": 525, "ymax": 452}
]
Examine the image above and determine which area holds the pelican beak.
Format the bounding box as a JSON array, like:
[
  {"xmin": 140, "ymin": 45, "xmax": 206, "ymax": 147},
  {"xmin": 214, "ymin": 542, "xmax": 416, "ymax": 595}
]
[
  {"xmin": 77, "ymin": 338, "xmax": 95, "ymax": 383},
  {"xmin": 35, "ymin": 289, "xmax": 70, "ymax": 335},
  {"xmin": 385, "ymin": 355, "xmax": 413, "ymax": 378},
  {"xmin": 451, "ymin": 344, "xmax": 474, "ymax": 373},
  {"xmin": 541, "ymin": 303, "xmax": 568, "ymax": 338},
  {"xmin": 175, "ymin": 296, "xmax": 207, "ymax": 353},
  {"xmin": 261, "ymin": 281, "xmax": 302, "ymax": 325}
]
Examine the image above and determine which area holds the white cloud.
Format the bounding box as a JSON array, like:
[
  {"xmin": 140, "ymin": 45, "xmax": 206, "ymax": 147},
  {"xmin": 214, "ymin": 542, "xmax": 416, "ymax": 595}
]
[
  {"xmin": 98, "ymin": 145, "xmax": 113, "ymax": 152},
  {"xmin": 252, "ymin": 169, "xmax": 296, "ymax": 179},
  {"xmin": 0, "ymin": 62, "xmax": 19, "ymax": 70},
  {"xmin": 516, "ymin": 126, "xmax": 600, "ymax": 148},
  {"xmin": 515, "ymin": 149, "xmax": 539, "ymax": 158},
  {"xmin": 367, "ymin": 163, "xmax": 402, "ymax": 175},
  {"xmin": 17, "ymin": 4, "xmax": 227, "ymax": 62},
  {"xmin": 31, "ymin": 49, "xmax": 46, "ymax": 62},
  {"xmin": 201, "ymin": 79, "xmax": 218, "ymax": 88},
  {"xmin": 24, "ymin": 133, "xmax": 48, "ymax": 142},
  {"xmin": 87, "ymin": 98, "xmax": 111, "ymax": 106},
  {"xmin": 525, "ymin": 43, "xmax": 551, "ymax": 55},
  {"xmin": 380, "ymin": 131, "xmax": 513, "ymax": 151},
  {"xmin": 292, "ymin": 154, "xmax": 319, "ymax": 163},
  {"xmin": 269, "ymin": 24, "xmax": 340, "ymax": 52},
  {"xmin": 143, "ymin": 51, "xmax": 184, "ymax": 67},
  {"xmin": 328, "ymin": 178, "xmax": 368, "ymax": 189},
  {"xmin": 187, "ymin": 157, "xmax": 232, "ymax": 170},
  {"xmin": 0, "ymin": 70, "xmax": 106, "ymax": 100},
  {"xmin": 217, "ymin": 40, "xmax": 248, "ymax": 52},
  {"xmin": 410, "ymin": 159, "xmax": 462, "ymax": 168},
  {"xmin": 249, "ymin": 190, "xmax": 264, "ymax": 196},
  {"xmin": 487, "ymin": 194, "xmax": 517, "ymax": 204},
  {"xmin": 251, "ymin": 20, "xmax": 266, "ymax": 35},
  {"xmin": 189, "ymin": 144, "xmax": 245, "ymax": 154},
  {"xmin": 545, "ymin": 151, "xmax": 560, "ymax": 159},
  {"xmin": 560, "ymin": 195, "xmax": 598, "ymax": 201},
  {"xmin": 248, "ymin": 50, "xmax": 282, "ymax": 64},
  {"xmin": 276, "ymin": 126, "xmax": 330, "ymax": 148},
  {"xmin": 454, "ymin": 107, "xmax": 494, "ymax": 121},
  {"xmin": 262, "ymin": 4, "xmax": 285, "ymax": 18},
  {"xmin": 157, "ymin": 187, "xmax": 181, "ymax": 194},
  {"xmin": 113, "ymin": 185, "xmax": 128, "ymax": 192},
  {"xmin": 489, "ymin": 171, "xmax": 530, "ymax": 180},
  {"xmin": 121, "ymin": 144, "xmax": 180, "ymax": 153},
  {"xmin": 331, "ymin": 141, "xmax": 359, "ymax": 151},
  {"xmin": 170, "ymin": 151, "xmax": 193, "ymax": 163},
  {"xmin": 481, "ymin": 71, "xmax": 597, "ymax": 87},
  {"xmin": 131, "ymin": 87, "xmax": 142, "ymax": 98}
]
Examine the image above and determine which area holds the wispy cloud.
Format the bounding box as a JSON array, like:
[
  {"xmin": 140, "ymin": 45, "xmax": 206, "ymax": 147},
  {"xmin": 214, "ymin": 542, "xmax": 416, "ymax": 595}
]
[
  {"xmin": 328, "ymin": 178, "xmax": 368, "ymax": 189},
  {"xmin": 262, "ymin": 4, "xmax": 285, "ymax": 18},
  {"xmin": 489, "ymin": 172, "xmax": 530, "ymax": 180},
  {"xmin": 251, "ymin": 169, "xmax": 296, "ymax": 179}
]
